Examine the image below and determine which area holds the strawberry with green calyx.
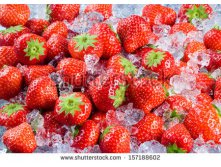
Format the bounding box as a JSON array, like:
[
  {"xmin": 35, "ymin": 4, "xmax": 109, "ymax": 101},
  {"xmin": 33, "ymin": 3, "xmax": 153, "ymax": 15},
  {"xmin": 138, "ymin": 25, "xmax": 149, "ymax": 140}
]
[
  {"xmin": 14, "ymin": 33, "xmax": 48, "ymax": 65},
  {"xmin": 54, "ymin": 92, "xmax": 92, "ymax": 126},
  {"xmin": 0, "ymin": 46, "xmax": 18, "ymax": 68},
  {"xmin": 204, "ymin": 26, "xmax": 221, "ymax": 51},
  {"xmin": 25, "ymin": 19, "xmax": 50, "ymax": 35}
]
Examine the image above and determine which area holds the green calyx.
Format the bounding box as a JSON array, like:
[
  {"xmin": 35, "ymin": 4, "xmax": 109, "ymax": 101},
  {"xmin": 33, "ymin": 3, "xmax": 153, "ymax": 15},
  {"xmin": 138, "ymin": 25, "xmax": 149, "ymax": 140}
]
[
  {"xmin": 146, "ymin": 44, "xmax": 157, "ymax": 49},
  {"xmin": 73, "ymin": 33, "xmax": 97, "ymax": 51},
  {"xmin": 1, "ymin": 103, "xmax": 24, "ymax": 116},
  {"xmin": 59, "ymin": 94, "xmax": 85, "ymax": 116},
  {"xmin": 100, "ymin": 126, "xmax": 113, "ymax": 141},
  {"xmin": 213, "ymin": 25, "xmax": 221, "ymax": 30},
  {"xmin": 46, "ymin": 4, "xmax": 52, "ymax": 20},
  {"xmin": 162, "ymin": 84, "xmax": 169, "ymax": 98},
  {"xmin": 167, "ymin": 144, "xmax": 186, "ymax": 153},
  {"xmin": 24, "ymin": 39, "xmax": 45, "ymax": 61},
  {"xmin": 0, "ymin": 25, "xmax": 24, "ymax": 35},
  {"xmin": 212, "ymin": 104, "xmax": 221, "ymax": 117},
  {"xmin": 186, "ymin": 5, "xmax": 209, "ymax": 23},
  {"xmin": 71, "ymin": 126, "xmax": 80, "ymax": 137},
  {"xmin": 109, "ymin": 84, "xmax": 127, "ymax": 108},
  {"xmin": 146, "ymin": 51, "xmax": 165, "ymax": 68},
  {"xmin": 170, "ymin": 110, "xmax": 183, "ymax": 121},
  {"xmin": 120, "ymin": 57, "xmax": 137, "ymax": 76}
]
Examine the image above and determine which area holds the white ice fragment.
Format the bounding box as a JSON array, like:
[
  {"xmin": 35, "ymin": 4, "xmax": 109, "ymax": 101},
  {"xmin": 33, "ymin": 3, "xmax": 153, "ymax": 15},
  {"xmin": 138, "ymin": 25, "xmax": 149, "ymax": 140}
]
[
  {"xmin": 154, "ymin": 102, "xmax": 170, "ymax": 117},
  {"xmin": 27, "ymin": 110, "xmax": 44, "ymax": 131},
  {"xmin": 211, "ymin": 68, "xmax": 221, "ymax": 80},
  {"xmin": 153, "ymin": 24, "xmax": 171, "ymax": 37},
  {"xmin": 29, "ymin": 4, "xmax": 48, "ymax": 20},
  {"xmin": 138, "ymin": 140, "xmax": 167, "ymax": 153},
  {"xmin": 84, "ymin": 54, "xmax": 100, "ymax": 75}
]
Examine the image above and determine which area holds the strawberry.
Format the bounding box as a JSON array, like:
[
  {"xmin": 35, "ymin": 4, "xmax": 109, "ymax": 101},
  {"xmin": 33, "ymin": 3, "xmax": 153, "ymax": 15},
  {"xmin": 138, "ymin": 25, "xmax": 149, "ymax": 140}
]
[
  {"xmin": 184, "ymin": 104, "xmax": 221, "ymax": 143},
  {"xmin": 196, "ymin": 93, "xmax": 213, "ymax": 105},
  {"xmin": 47, "ymin": 34, "xmax": 68, "ymax": 61},
  {"xmin": 206, "ymin": 50, "xmax": 221, "ymax": 72},
  {"xmin": 141, "ymin": 48, "xmax": 175, "ymax": 79},
  {"xmin": 84, "ymin": 4, "xmax": 112, "ymax": 20},
  {"xmin": 0, "ymin": 103, "xmax": 28, "ymax": 128},
  {"xmin": 161, "ymin": 123, "xmax": 193, "ymax": 153},
  {"xmin": 91, "ymin": 111, "xmax": 107, "ymax": 130},
  {"xmin": 214, "ymin": 77, "xmax": 221, "ymax": 100},
  {"xmin": 26, "ymin": 76, "xmax": 58, "ymax": 110},
  {"xmin": 142, "ymin": 4, "xmax": 177, "ymax": 27},
  {"xmin": 25, "ymin": 18, "xmax": 50, "ymax": 35},
  {"xmin": 56, "ymin": 58, "xmax": 86, "ymax": 87},
  {"xmin": 0, "ymin": 46, "xmax": 18, "ymax": 68},
  {"xmin": 3, "ymin": 122, "xmax": 37, "ymax": 153},
  {"xmin": 178, "ymin": 4, "xmax": 213, "ymax": 23},
  {"xmin": 54, "ymin": 92, "xmax": 92, "ymax": 126},
  {"xmin": 23, "ymin": 65, "xmax": 55, "ymax": 86},
  {"xmin": 204, "ymin": 27, "xmax": 221, "ymax": 51},
  {"xmin": 99, "ymin": 125, "xmax": 130, "ymax": 153},
  {"xmin": 183, "ymin": 41, "xmax": 206, "ymax": 62},
  {"xmin": 88, "ymin": 23, "xmax": 121, "ymax": 59},
  {"xmin": 128, "ymin": 78, "xmax": 166, "ymax": 114},
  {"xmin": 0, "ymin": 25, "xmax": 30, "ymax": 46},
  {"xmin": 14, "ymin": 33, "xmax": 48, "ymax": 65},
  {"xmin": 48, "ymin": 4, "xmax": 80, "ymax": 22},
  {"xmin": 42, "ymin": 21, "xmax": 68, "ymax": 40},
  {"xmin": 88, "ymin": 73, "xmax": 128, "ymax": 112},
  {"xmin": 196, "ymin": 73, "xmax": 215, "ymax": 94},
  {"xmin": 170, "ymin": 22, "xmax": 197, "ymax": 34},
  {"xmin": 107, "ymin": 54, "xmax": 137, "ymax": 77},
  {"xmin": 117, "ymin": 15, "xmax": 152, "ymax": 53},
  {"xmin": 0, "ymin": 4, "xmax": 30, "ymax": 27},
  {"xmin": 72, "ymin": 120, "xmax": 100, "ymax": 149},
  {"xmin": 133, "ymin": 114, "xmax": 164, "ymax": 143},
  {"xmin": 0, "ymin": 66, "xmax": 22, "ymax": 100},
  {"xmin": 68, "ymin": 33, "xmax": 103, "ymax": 60}
]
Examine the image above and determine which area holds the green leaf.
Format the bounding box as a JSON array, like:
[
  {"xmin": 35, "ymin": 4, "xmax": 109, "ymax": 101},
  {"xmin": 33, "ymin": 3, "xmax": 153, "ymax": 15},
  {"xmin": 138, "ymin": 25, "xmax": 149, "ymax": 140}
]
[
  {"xmin": 73, "ymin": 33, "xmax": 97, "ymax": 51},
  {"xmin": 100, "ymin": 126, "xmax": 113, "ymax": 141},
  {"xmin": 146, "ymin": 50, "xmax": 165, "ymax": 67},
  {"xmin": 120, "ymin": 56, "xmax": 137, "ymax": 76},
  {"xmin": 0, "ymin": 25, "xmax": 24, "ymax": 35},
  {"xmin": 1, "ymin": 103, "xmax": 24, "ymax": 116},
  {"xmin": 167, "ymin": 144, "xmax": 187, "ymax": 153},
  {"xmin": 186, "ymin": 5, "xmax": 209, "ymax": 23},
  {"xmin": 212, "ymin": 104, "xmax": 221, "ymax": 117},
  {"xmin": 109, "ymin": 84, "xmax": 127, "ymax": 108}
]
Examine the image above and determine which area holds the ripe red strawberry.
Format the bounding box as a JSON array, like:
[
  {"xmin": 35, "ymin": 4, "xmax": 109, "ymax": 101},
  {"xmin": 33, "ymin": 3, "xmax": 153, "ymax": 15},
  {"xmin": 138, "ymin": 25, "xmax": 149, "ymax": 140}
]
[
  {"xmin": 214, "ymin": 77, "xmax": 221, "ymax": 100},
  {"xmin": 42, "ymin": 21, "xmax": 68, "ymax": 40},
  {"xmin": 48, "ymin": 4, "xmax": 80, "ymax": 22},
  {"xmin": 56, "ymin": 58, "xmax": 86, "ymax": 87},
  {"xmin": 72, "ymin": 120, "xmax": 100, "ymax": 149},
  {"xmin": 99, "ymin": 125, "xmax": 130, "ymax": 153},
  {"xmin": 117, "ymin": 15, "xmax": 153, "ymax": 53},
  {"xmin": 142, "ymin": 4, "xmax": 177, "ymax": 27},
  {"xmin": 0, "ymin": 25, "xmax": 30, "ymax": 46},
  {"xmin": 133, "ymin": 114, "xmax": 164, "ymax": 143},
  {"xmin": 89, "ymin": 23, "xmax": 121, "ymax": 59},
  {"xmin": 47, "ymin": 34, "xmax": 68, "ymax": 61},
  {"xmin": 0, "ymin": 66, "xmax": 22, "ymax": 100},
  {"xmin": 206, "ymin": 50, "xmax": 221, "ymax": 72},
  {"xmin": 54, "ymin": 92, "xmax": 92, "ymax": 126},
  {"xmin": 25, "ymin": 18, "xmax": 50, "ymax": 35},
  {"xmin": 26, "ymin": 76, "xmax": 58, "ymax": 110},
  {"xmin": 170, "ymin": 22, "xmax": 197, "ymax": 34},
  {"xmin": 3, "ymin": 122, "xmax": 37, "ymax": 153},
  {"xmin": 204, "ymin": 27, "xmax": 221, "ymax": 51},
  {"xmin": 184, "ymin": 104, "xmax": 221, "ymax": 143},
  {"xmin": 84, "ymin": 4, "xmax": 112, "ymax": 20},
  {"xmin": 91, "ymin": 111, "xmax": 107, "ymax": 130},
  {"xmin": 23, "ymin": 65, "xmax": 55, "ymax": 85},
  {"xmin": 0, "ymin": 103, "xmax": 28, "ymax": 128},
  {"xmin": 196, "ymin": 93, "xmax": 213, "ymax": 105},
  {"xmin": 0, "ymin": 46, "xmax": 18, "ymax": 68},
  {"xmin": 68, "ymin": 33, "xmax": 103, "ymax": 60},
  {"xmin": 161, "ymin": 123, "xmax": 193, "ymax": 153},
  {"xmin": 196, "ymin": 73, "xmax": 215, "ymax": 94},
  {"xmin": 107, "ymin": 54, "xmax": 137, "ymax": 77},
  {"xmin": 14, "ymin": 33, "xmax": 48, "ymax": 65},
  {"xmin": 88, "ymin": 73, "xmax": 128, "ymax": 112},
  {"xmin": 128, "ymin": 78, "xmax": 166, "ymax": 114},
  {"xmin": 183, "ymin": 41, "xmax": 206, "ymax": 62},
  {"xmin": 166, "ymin": 95, "xmax": 192, "ymax": 112},
  {"xmin": 141, "ymin": 48, "xmax": 175, "ymax": 79},
  {"xmin": 0, "ymin": 4, "xmax": 30, "ymax": 27},
  {"xmin": 178, "ymin": 4, "xmax": 213, "ymax": 23}
]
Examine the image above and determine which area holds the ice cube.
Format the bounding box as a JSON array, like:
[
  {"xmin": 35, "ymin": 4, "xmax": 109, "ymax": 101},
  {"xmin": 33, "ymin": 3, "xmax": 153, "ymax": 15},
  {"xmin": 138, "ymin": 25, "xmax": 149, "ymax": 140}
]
[
  {"xmin": 126, "ymin": 54, "xmax": 141, "ymax": 67},
  {"xmin": 9, "ymin": 91, "xmax": 27, "ymax": 105},
  {"xmin": 189, "ymin": 51, "xmax": 210, "ymax": 67},
  {"xmin": 58, "ymin": 81, "xmax": 73, "ymax": 96},
  {"xmin": 35, "ymin": 128, "xmax": 50, "ymax": 147},
  {"xmin": 0, "ymin": 142, "xmax": 7, "ymax": 153},
  {"xmin": 154, "ymin": 102, "xmax": 170, "ymax": 117},
  {"xmin": 153, "ymin": 24, "xmax": 171, "ymax": 37},
  {"xmin": 112, "ymin": 4, "xmax": 144, "ymax": 18},
  {"xmin": 0, "ymin": 100, "xmax": 9, "ymax": 108},
  {"xmin": 81, "ymin": 145, "xmax": 101, "ymax": 153},
  {"xmin": 29, "ymin": 4, "xmax": 48, "ymax": 20},
  {"xmin": 192, "ymin": 18, "xmax": 205, "ymax": 31},
  {"xmin": 34, "ymin": 146, "xmax": 54, "ymax": 153},
  {"xmin": 51, "ymin": 133, "xmax": 63, "ymax": 147},
  {"xmin": 0, "ymin": 126, "xmax": 7, "ymax": 153},
  {"xmin": 130, "ymin": 136, "xmax": 140, "ymax": 153},
  {"xmin": 53, "ymin": 143, "xmax": 73, "ymax": 153},
  {"xmin": 26, "ymin": 110, "xmax": 44, "ymax": 131},
  {"xmin": 186, "ymin": 31, "xmax": 204, "ymax": 43},
  {"xmin": 138, "ymin": 140, "xmax": 167, "ymax": 153},
  {"xmin": 84, "ymin": 54, "xmax": 100, "ymax": 75},
  {"xmin": 104, "ymin": 16, "xmax": 121, "ymax": 32},
  {"xmin": 211, "ymin": 68, "xmax": 221, "ymax": 80}
]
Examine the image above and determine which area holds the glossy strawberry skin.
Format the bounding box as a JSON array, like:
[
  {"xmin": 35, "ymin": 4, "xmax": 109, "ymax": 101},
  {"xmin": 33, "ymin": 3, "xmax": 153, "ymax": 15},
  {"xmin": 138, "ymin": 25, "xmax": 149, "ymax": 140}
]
[
  {"xmin": 84, "ymin": 4, "xmax": 112, "ymax": 20},
  {"xmin": 3, "ymin": 122, "xmax": 37, "ymax": 153},
  {"xmin": 215, "ymin": 77, "xmax": 221, "ymax": 100},
  {"xmin": 25, "ymin": 19, "xmax": 50, "ymax": 35},
  {"xmin": 196, "ymin": 93, "xmax": 213, "ymax": 105},
  {"xmin": 170, "ymin": 22, "xmax": 197, "ymax": 34},
  {"xmin": 206, "ymin": 50, "xmax": 221, "ymax": 72},
  {"xmin": 72, "ymin": 120, "xmax": 100, "ymax": 149},
  {"xmin": 166, "ymin": 95, "xmax": 192, "ymax": 112},
  {"xmin": 204, "ymin": 28, "xmax": 221, "ymax": 51},
  {"xmin": 196, "ymin": 73, "xmax": 215, "ymax": 94},
  {"xmin": 0, "ymin": 46, "xmax": 18, "ymax": 68}
]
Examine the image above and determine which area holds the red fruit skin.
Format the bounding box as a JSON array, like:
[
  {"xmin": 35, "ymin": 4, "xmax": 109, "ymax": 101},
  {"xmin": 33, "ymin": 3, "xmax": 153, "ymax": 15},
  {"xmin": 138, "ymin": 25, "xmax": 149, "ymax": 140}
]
[
  {"xmin": 3, "ymin": 122, "xmax": 37, "ymax": 153},
  {"xmin": 0, "ymin": 26, "xmax": 30, "ymax": 46},
  {"xmin": 204, "ymin": 28, "xmax": 221, "ymax": 51},
  {"xmin": 91, "ymin": 111, "xmax": 107, "ymax": 130},
  {"xmin": 206, "ymin": 50, "xmax": 221, "ymax": 72},
  {"xmin": 161, "ymin": 124, "xmax": 193, "ymax": 153},
  {"xmin": 215, "ymin": 77, "xmax": 221, "ymax": 100},
  {"xmin": 166, "ymin": 95, "xmax": 192, "ymax": 112},
  {"xmin": 42, "ymin": 21, "xmax": 68, "ymax": 40},
  {"xmin": 26, "ymin": 76, "xmax": 58, "ymax": 110},
  {"xmin": 196, "ymin": 73, "xmax": 215, "ymax": 94},
  {"xmin": 14, "ymin": 33, "xmax": 48, "ymax": 65},
  {"xmin": 170, "ymin": 22, "xmax": 197, "ymax": 34},
  {"xmin": 72, "ymin": 120, "xmax": 100, "ymax": 149},
  {"xmin": 0, "ymin": 4, "xmax": 30, "ymax": 27},
  {"xmin": 133, "ymin": 114, "xmax": 164, "ymax": 143},
  {"xmin": 0, "ymin": 66, "xmax": 22, "ymax": 100},
  {"xmin": 142, "ymin": 4, "xmax": 177, "ymax": 27},
  {"xmin": 196, "ymin": 93, "xmax": 213, "ymax": 106},
  {"xmin": 23, "ymin": 65, "xmax": 55, "ymax": 86},
  {"xmin": 89, "ymin": 23, "xmax": 121, "ymax": 59},
  {"xmin": 25, "ymin": 19, "xmax": 50, "ymax": 35},
  {"xmin": 84, "ymin": 4, "xmax": 112, "ymax": 20},
  {"xmin": 100, "ymin": 125, "xmax": 130, "ymax": 153},
  {"xmin": 54, "ymin": 93, "xmax": 92, "ymax": 126},
  {"xmin": 49, "ymin": 4, "xmax": 80, "ymax": 22},
  {"xmin": 0, "ymin": 46, "xmax": 18, "ymax": 68}
]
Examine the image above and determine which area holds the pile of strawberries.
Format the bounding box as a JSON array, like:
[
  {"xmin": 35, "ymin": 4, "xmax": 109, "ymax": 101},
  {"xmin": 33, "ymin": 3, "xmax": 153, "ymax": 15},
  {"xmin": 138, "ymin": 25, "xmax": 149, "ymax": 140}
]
[{"xmin": 0, "ymin": 4, "xmax": 221, "ymax": 153}]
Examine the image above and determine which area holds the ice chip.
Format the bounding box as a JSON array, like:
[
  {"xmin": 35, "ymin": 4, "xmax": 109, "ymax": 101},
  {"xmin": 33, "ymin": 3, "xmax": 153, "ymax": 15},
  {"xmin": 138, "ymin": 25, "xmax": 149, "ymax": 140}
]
[
  {"xmin": 211, "ymin": 68, "xmax": 221, "ymax": 80},
  {"xmin": 138, "ymin": 140, "xmax": 167, "ymax": 153},
  {"xmin": 58, "ymin": 81, "xmax": 73, "ymax": 96},
  {"xmin": 27, "ymin": 110, "xmax": 44, "ymax": 131},
  {"xmin": 154, "ymin": 102, "xmax": 170, "ymax": 117},
  {"xmin": 51, "ymin": 133, "xmax": 63, "ymax": 147},
  {"xmin": 153, "ymin": 24, "xmax": 171, "ymax": 37},
  {"xmin": 189, "ymin": 51, "xmax": 210, "ymax": 67},
  {"xmin": 81, "ymin": 145, "xmax": 101, "ymax": 153},
  {"xmin": 84, "ymin": 54, "xmax": 100, "ymax": 75},
  {"xmin": 113, "ymin": 4, "xmax": 144, "ymax": 18},
  {"xmin": 29, "ymin": 5, "xmax": 48, "ymax": 20},
  {"xmin": 0, "ymin": 100, "xmax": 9, "ymax": 108},
  {"xmin": 53, "ymin": 143, "xmax": 73, "ymax": 153}
]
